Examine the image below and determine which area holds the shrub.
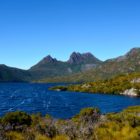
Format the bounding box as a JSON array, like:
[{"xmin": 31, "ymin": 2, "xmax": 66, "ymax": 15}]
[
  {"xmin": 95, "ymin": 122, "xmax": 140, "ymax": 140},
  {"xmin": 6, "ymin": 131, "xmax": 24, "ymax": 140},
  {"xmin": 2, "ymin": 111, "xmax": 32, "ymax": 128},
  {"xmin": 53, "ymin": 135, "xmax": 69, "ymax": 140},
  {"xmin": 31, "ymin": 113, "xmax": 42, "ymax": 127},
  {"xmin": 72, "ymin": 107, "xmax": 100, "ymax": 125},
  {"xmin": 79, "ymin": 107, "xmax": 100, "ymax": 116},
  {"xmin": 123, "ymin": 106, "xmax": 140, "ymax": 114},
  {"xmin": 35, "ymin": 134, "xmax": 51, "ymax": 140}
]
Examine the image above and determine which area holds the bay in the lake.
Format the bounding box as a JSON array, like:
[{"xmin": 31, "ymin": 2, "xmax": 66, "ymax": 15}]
[{"xmin": 0, "ymin": 83, "xmax": 140, "ymax": 119}]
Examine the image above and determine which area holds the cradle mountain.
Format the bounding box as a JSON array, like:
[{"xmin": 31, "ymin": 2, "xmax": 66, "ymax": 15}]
[{"xmin": 0, "ymin": 47, "xmax": 140, "ymax": 82}]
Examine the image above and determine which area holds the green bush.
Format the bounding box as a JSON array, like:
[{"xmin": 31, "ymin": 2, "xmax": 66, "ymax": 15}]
[
  {"xmin": 79, "ymin": 107, "xmax": 100, "ymax": 116},
  {"xmin": 2, "ymin": 111, "xmax": 32, "ymax": 126},
  {"xmin": 1, "ymin": 106, "xmax": 140, "ymax": 140},
  {"xmin": 35, "ymin": 134, "xmax": 51, "ymax": 140},
  {"xmin": 95, "ymin": 122, "xmax": 140, "ymax": 140},
  {"xmin": 6, "ymin": 131, "xmax": 25, "ymax": 140},
  {"xmin": 31, "ymin": 113, "xmax": 42, "ymax": 127},
  {"xmin": 53, "ymin": 135, "xmax": 69, "ymax": 140},
  {"xmin": 123, "ymin": 106, "xmax": 140, "ymax": 113},
  {"xmin": 57, "ymin": 72, "xmax": 140, "ymax": 95},
  {"xmin": 107, "ymin": 110, "xmax": 140, "ymax": 128},
  {"xmin": 72, "ymin": 107, "xmax": 100, "ymax": 123}
]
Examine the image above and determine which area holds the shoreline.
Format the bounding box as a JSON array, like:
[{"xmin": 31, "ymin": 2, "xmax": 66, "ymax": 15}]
[{"xmin": 50, "ymin": 87, "xmax": 140, "ymax": 97}]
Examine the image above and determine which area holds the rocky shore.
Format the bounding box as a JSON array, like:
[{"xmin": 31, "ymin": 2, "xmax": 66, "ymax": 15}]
[
  {"xmin": 120, "ymin": 88, "xmax": 138, "ymax": 96},
  {"xmin": 50, "ymin": 73, "xmax": 140, "ymax": 97}
]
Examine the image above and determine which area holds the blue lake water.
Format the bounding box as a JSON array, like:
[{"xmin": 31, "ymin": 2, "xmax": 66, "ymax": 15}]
[{"xmin": 0, "ymin": 83, "xmax": 140, "ymax": 119}]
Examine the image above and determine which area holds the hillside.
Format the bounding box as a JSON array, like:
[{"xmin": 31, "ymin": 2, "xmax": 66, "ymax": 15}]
[
  {"xmin": 29, "ymin": 52, "xmax": 102, "ymax": 80},
  {"xmin": 50, "ymin": 72, "xmax": 140, "ymax": 96},
  {"xmin": 0, "ymin": 47, "xmax": 140, "ymax": 82},
  {"xmin": 41, "ymin": 47, "xmax": 140, "ymax": 83},
  {"xmin": 0, "ymin": 65, "xmax": 31, "ymax": 82},
  {"xmin": 0, "ymin": 52, "xmax": 101, "ymax": 82}
]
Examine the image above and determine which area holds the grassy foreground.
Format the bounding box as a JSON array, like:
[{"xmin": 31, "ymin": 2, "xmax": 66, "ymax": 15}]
[{"xmin": 0, "ymin": 106, "xmax": 140, "ymax": 140}]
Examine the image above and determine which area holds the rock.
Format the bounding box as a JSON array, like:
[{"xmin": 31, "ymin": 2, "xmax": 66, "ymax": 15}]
[
  {"xmin": 39, "ymin": 55, "xmax": 58, "ymax": 64},
  {"xmin": 120, "ymin": 88, "xmax": 138, "ymax": 96},
  {"xmin": 67, "ymin": 52, "xmax": 102, "ymax": 64},
  {"xmin": 131, "ymin": 78, "xmax": 140, "ymax": 83}
]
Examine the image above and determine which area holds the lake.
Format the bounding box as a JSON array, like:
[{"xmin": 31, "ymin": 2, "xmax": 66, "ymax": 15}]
[{"xmin": 0, "ymin": 83, "xmax": 140, "ymax": 119}]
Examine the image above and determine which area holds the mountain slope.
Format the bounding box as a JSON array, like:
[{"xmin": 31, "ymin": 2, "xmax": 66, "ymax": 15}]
[
  {"xmin": 0, "ymin": 65, "xmax": 31, "ymax": 82},
  {"xmin": 0, "ymin": 47, "xmax": 140, "ymax": 82},
  {"xmin": 29, "ymin": 52, "xmax": 102, "ymax": 80},
  {"xmin": 40, "ymin": 47, "xmax": 140, "ymax": 83}
]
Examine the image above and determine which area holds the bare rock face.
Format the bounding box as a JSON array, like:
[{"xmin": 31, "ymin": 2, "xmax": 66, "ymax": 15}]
[
  {"xmin": 126, "ymin": 48, "xmax": 140, "ymax": 57},
  {"xmin": 107, "ymin": 47, "xmax": 140, "ymax": 63},
  {"xmin": 120, "ymin": 88, "xmax": 138, "ymax": 96},
  {"xmin": 39, "ymin": 55, "xmax": 58, "ymax": 64},
  {"xmin": 131, "ymin": 78, "xmax": 140, "ymax": 83},
  {"xmin": 68, "ymin": 52, "xmax": 101, "ymax": 64},
  {"xmin": 68, "ymin": 52, "xmax": 83, "ymax": 64}
]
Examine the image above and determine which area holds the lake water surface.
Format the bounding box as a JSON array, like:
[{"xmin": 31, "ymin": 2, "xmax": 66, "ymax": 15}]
[{"xmin": 0, "ymin": 83, "xmax": 140, "ymax": 119}]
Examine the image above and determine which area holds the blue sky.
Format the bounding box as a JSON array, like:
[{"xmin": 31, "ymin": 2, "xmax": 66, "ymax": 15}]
[{"xmin": 0, "ymin": 0, "xmax": 140, "ymax": 69}]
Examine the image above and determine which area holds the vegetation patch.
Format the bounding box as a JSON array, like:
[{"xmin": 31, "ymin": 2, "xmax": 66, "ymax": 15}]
[
  {"xmin": 50, "ymin": 73, "xmax": 140, "ymax": 96},
  {"xmin": 0, "ymin": 106, "xmax": 140, "ymax": 140}
]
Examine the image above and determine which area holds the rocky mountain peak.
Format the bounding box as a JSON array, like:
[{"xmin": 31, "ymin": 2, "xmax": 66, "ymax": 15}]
[
  {"xmin": 82, "ymin": 52, "xmax": 98, "ymax": 60},
  {"xmin": 68, "ymin": 52, "xmax": 102, "ymax": 64},
  {"xmin": 29, "ymin": 55, "xmax": 58, "ymax": 71},
  {"xmin": 35, "ymin": 55, "xmax": 58, "ymax": 66},
  {"xmin": 82, "ymin": 52, "xmax": 94, "ymax": 57},
  {"xmin": 126, "ymin": 47, "xmax": 140, "ymax": 57},
  {"xmin": 43, "ymin": 55, "xmax": 57, "ymax": 63},
  {"xmin": 107, "ymin": 47, "xmax": 140, "ymax": 63},
  {"xmin": 68, "ymin": 52, "xmax": 83, "ymax": 64}
]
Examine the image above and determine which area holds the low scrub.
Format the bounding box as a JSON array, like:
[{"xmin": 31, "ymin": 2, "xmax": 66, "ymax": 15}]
[{"xmin": 0, "ymin": 106, "xmax": 140, "ymax": 140}]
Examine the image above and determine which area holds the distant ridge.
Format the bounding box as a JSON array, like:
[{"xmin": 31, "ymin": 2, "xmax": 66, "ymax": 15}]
[
  {"xmin": 40, "ymin": 47, "xmax": 140, "ymax": 83},
  {"xmin": 0, "ymin": 64, "xmax": 31, "ymax": 82},
  {"xmin": 29, "ymin": 52, "xmax": 102, "ymax": 80},
  {"xmin": 0, "ymin": 47, "xmax": 140, "ymax": 82}
]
